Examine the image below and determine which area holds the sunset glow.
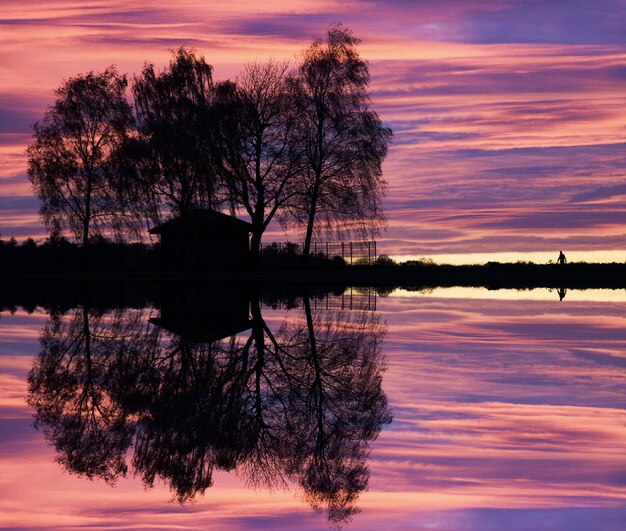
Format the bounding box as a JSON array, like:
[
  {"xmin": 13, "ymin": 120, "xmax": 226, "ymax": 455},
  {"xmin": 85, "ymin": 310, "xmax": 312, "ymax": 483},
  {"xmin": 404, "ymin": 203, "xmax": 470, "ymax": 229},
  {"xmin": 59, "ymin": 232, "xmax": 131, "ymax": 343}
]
[
  {"xmin": 3, "ymin": 1, "xmax": 626, "ymax": 260},
  {"xmin": 2, "ymin": 290, "xmax": 626, "ymax": 528},
  {"xmin": 4, "ymin": 6, "xmax": 626, "ymax": 527}
]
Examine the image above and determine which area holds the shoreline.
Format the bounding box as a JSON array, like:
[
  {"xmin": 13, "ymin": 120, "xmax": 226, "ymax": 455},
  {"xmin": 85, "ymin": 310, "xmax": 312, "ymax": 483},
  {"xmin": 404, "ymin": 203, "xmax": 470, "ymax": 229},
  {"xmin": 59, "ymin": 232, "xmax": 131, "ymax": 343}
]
[{"xmin": 4, "ymin": 262, "xmax": 626, "ymax": 289}]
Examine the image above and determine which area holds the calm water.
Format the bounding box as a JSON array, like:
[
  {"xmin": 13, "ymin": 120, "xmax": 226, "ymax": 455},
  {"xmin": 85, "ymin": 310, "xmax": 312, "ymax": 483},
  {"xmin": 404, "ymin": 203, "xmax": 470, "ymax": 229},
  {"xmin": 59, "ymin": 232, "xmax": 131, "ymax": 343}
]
[{"xmin": 1, "ymin": 286, "xmax": 626, "ymax": 530}]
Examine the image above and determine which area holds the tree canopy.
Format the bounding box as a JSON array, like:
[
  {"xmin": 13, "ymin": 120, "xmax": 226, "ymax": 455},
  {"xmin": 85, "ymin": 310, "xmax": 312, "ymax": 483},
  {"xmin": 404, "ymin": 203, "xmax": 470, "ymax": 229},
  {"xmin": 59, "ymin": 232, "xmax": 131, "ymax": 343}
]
[
  {"xmin": 27, "ymin": 67, "xmax": 135, "ymax": 247},
  {"xmin": 131, "ymin": 48, "xmax": 217, "ymax": 223},
  {"xmin": 287, "ymin": 24, "xmax": 392, "ymax": 258},
  {"xmin": 212, "ymin": 61, "xmax": 299, "ymax": 260},
  {"xmin": 28, "ymin": 291, "xmax": 391, "ymax": 523},
  {"xmin": 27, "ymin": 25, "xmax": 392, "ymax": 262}
]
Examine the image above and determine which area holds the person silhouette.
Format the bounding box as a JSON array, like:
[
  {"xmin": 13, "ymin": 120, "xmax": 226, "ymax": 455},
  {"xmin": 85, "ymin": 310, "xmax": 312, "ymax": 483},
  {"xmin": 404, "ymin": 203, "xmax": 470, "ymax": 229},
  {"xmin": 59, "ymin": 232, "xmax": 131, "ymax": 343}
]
[{"xmin": 557, "ymin": 251, "xmax": 566, "ymax": 265}]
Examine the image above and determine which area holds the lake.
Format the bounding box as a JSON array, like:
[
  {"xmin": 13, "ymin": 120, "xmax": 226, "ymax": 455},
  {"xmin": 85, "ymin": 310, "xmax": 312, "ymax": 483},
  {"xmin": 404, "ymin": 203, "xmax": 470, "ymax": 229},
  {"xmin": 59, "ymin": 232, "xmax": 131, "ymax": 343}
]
[{"xmin": 1, "ymin": 285, "xmax": 626, "ymax": 529}]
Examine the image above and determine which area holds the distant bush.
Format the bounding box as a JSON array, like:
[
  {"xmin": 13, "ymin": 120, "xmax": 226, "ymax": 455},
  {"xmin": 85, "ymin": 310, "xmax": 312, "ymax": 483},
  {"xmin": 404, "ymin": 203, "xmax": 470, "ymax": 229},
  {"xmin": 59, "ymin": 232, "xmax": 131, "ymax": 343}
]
[
  {"xmin": 374, "ymin": 254, "xmax": 396, "ymax": 267},
  {"xmin": 259, "ymin": 242, "xmax": 346, "ymax": 269},
  {"xmin": 261, "ymin": 242, "xmax": 301, "ymax": 256},
  {"xmin": 0, "ymin": 236, "xmax": 159, "ymax": 273},
  {"xmin": 401, "ymin": 257, "xmax": 434, "ymax": 266},
  {"xmin": 349, "ymin": 254, "xmax": 396, "ymax": 267},
  {"xmin": 374, "ymin": 286, "xmax": 395, "ymax": 297}
]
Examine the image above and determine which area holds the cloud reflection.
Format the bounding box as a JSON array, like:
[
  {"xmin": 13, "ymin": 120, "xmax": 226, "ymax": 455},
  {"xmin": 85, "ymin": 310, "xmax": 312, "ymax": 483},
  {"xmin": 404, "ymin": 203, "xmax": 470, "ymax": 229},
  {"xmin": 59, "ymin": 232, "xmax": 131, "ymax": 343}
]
[
  {"xmin": 26, "ymin": 291, "xmax": 390, "ymax": 525},
  {"xmin": 1, "ymin": 289, "xmax": 626, "ymax": 527},
  {"xmin": 368, "ymin": 290, "xmax": 626, "ymax": 527}
]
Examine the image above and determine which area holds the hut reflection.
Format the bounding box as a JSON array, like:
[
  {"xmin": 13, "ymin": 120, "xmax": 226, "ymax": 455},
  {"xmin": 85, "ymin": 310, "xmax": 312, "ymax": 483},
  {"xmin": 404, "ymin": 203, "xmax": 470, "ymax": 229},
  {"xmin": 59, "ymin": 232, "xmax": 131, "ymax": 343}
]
[{"xmin": 28, "ymin": 287, "xmax": 391, "ymax": 525}]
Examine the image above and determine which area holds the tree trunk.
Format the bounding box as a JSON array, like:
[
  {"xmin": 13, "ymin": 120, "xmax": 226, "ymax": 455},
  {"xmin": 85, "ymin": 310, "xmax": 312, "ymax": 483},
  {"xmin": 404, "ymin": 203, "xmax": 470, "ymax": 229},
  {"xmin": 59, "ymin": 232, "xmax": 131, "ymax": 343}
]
[
  {"xmin": 81, "ymin": 174, "xmax": 93, "ymax": 271},
  {"xmin": 303, "ymin": 293, "xmax": 325, "ymax": 450},
  {"xmin": 302, "ymin": 182, "xmax": 319, "ymax": 266},
  {"xmin": 249, "ymin": 193, "xmax": 265, "ymax": 267},
  {"xmin": 83, "ymin": 307, "xmax": 92, "ymax": 386},
  {"xmin": 80, "ymin": 216, "xmax": 92, "ymax": 271},
  {"xmin": 250, "ymin": 229, "xmax": 262, "ymax": 267},
  {"xmin": 250, "ymin": 295, "xmax": 266, "ymax": 426}
]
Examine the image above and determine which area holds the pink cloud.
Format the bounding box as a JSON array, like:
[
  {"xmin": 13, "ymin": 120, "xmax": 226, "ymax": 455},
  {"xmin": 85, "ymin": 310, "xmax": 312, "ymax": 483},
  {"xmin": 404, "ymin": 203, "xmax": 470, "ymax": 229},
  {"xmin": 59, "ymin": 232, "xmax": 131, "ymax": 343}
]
[{"xmin": 3, "ymin": 1, "xmax": 626, "ymax": 258}]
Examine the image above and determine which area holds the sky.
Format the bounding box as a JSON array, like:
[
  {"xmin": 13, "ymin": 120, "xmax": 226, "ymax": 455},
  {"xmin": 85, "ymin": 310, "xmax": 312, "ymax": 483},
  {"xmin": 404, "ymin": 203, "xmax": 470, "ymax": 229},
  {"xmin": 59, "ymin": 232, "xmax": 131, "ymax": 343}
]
[
  {"xmin": 3, "ymin": 0, "xmax": 626, "ymax": 262},
  {"xmin": 2, "ymin": 291, "xmax": 626, "ymax": 528}
]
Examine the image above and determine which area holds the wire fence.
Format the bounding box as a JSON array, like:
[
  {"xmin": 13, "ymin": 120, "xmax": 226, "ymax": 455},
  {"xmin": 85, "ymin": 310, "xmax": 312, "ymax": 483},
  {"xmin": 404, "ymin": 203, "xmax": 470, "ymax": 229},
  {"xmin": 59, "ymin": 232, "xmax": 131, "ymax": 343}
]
[
  {"xmin": 259, "ymin": 240, "xmax": 377, "ymax": 264},
  {"xmin": 261, "ymin": 287, "xmax": 377, "ymax": 312}
]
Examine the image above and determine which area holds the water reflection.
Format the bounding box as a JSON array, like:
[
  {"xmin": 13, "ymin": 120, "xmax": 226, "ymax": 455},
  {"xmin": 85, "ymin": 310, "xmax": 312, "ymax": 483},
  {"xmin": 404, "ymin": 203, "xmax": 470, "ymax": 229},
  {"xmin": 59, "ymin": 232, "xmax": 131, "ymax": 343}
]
[{"xmin": 27, "ymin": 288, "xmax": 390, "ymax": 525}]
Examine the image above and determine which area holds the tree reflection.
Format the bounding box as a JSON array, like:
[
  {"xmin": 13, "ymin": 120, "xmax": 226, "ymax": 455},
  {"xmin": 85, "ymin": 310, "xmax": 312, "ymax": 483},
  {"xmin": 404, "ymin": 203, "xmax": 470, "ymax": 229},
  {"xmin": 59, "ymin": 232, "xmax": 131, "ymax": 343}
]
[
  {"xmin": 130, "ymin": 336, "xmax": 253, "ymax": 501},
  {"xmin": 27, "ymin": 308, "xmax": 154, "ymax": 483},
  {"xmin": 28, "ymin": 290, "xmax": 391, "ymax": 525}
]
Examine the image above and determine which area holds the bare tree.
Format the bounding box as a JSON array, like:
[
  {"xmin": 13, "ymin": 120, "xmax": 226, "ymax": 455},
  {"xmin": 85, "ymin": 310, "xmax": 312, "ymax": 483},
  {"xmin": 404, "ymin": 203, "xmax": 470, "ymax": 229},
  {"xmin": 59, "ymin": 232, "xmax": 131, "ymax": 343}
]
[
  {"xmin": 288, "ymin": 25, "xmax": 392, "ymax": 259},
  {"xmin": 131, "ymin": 48, "xmax": 217, "ymax": 223},
  {"xmin": 213, "ymin": 61, "xmax": 299, "ymax": 262},
  {"xmin": 27, "ymin": 67, "xmax": 135, "ymax": 248}
]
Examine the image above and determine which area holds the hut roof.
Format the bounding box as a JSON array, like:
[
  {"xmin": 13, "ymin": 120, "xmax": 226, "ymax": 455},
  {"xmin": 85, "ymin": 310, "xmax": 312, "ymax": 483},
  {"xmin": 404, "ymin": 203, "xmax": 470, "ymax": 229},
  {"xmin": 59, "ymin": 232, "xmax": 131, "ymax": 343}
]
[
  {"xmin": 149, "ymin": 209, "xmax": 252, "ymax": 235},
  {"xmin": 149, "ymin": 316, "xmax": 252, "ymax": 343}
]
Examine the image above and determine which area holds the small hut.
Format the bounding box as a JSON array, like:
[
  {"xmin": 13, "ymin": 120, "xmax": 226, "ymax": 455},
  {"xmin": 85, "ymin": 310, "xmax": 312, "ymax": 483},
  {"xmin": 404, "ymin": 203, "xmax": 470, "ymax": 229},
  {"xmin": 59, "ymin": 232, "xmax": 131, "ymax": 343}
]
[
  {"xmin": 149, "ymin": 285, "xmax": 252, "ymax": 342},
  {"xmin": 149, "ymin": 209, "xmax": 252, "ymax": 270}
]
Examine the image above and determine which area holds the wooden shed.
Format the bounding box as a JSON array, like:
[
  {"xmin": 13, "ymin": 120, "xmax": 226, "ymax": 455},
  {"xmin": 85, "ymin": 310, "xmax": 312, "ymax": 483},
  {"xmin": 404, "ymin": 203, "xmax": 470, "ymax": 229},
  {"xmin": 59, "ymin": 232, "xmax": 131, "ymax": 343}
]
[
  {"xmin": 149, "ymin": 209, "xmax": 252, "ymax": 270},
  {"xmin": 149, "ymin": 285, "xmax": 252, "ymax": 342}
]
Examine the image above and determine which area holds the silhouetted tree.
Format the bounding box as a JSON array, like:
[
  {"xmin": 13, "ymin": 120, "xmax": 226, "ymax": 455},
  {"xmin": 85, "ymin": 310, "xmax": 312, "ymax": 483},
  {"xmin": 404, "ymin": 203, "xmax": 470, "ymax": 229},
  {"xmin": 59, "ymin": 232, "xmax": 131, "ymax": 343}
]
[
  {"xmin": 129, "ymin": 333, "xmax": 252, "ymax": 502},
  {"xmin": 27, "ymin": 308, "xmax": 150, "ymax": 483},
  {"xmin": 287, "ymin": 25, "xmax": 392, "ymax": 259},
  {"xmin": 131, "ymin": 48, "xmax": 217, "ymax": 223},
  {"xmin": 273, "ymin": 296, "xmax": 390, "ymax": 523},
  {"xmin": 27, "ymin": 67, "xmax": 135, "ymax": 250},
  {"xmin": 27, "ymin": 289, "xmax": 391, "ymax": 525},
  {"xmin": 228, "ymin": 293, "xmax": 391, "ymax": 523},
  {"xmin": 212, "ymin": 61, "xmax": 299, "ymax": 262}
]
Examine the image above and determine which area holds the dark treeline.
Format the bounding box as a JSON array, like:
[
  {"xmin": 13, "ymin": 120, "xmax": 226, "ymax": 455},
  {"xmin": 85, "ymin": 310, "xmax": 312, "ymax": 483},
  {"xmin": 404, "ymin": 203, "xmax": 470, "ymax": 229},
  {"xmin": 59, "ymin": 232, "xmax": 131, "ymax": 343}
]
[
  {"xmin": 0, "ymin": 234, "xmax": 345, "ymax": 274},
  {"xmin": 6, "ymin": 232, "xmax": 626, "ymax": 290},
  {"xmin": 0, "ymin": 234, "xmax": 159, "ymax": 274},
  {"xmin": 25, "ymin": 24, "xmax": 392, "ymax": 266},
  {"xmin": 6, "ymin": 230, "xmax": 626, "ymax": 290},
  {"xmin": 0, "ymin": 280, "xmax": 349, "ymax": 315},
  {"xmin": 337, "ymin": 261, "xmax": 626, "ymax": 290},
  {"xmin": 24, "ymin": 287, "xmax": 391, "ymax": 524}
]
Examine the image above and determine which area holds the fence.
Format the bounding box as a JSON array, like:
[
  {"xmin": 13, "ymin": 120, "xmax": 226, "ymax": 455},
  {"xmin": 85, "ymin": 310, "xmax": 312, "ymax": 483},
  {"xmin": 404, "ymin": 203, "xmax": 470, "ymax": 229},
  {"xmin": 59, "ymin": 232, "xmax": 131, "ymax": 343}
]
[
  {"xmin": 260, "ymin": 240, "xmax": 377, "ymax": 264},
  {"xmin": 261, "ymin": 287, "xmax": 377, "ymax": 312}
]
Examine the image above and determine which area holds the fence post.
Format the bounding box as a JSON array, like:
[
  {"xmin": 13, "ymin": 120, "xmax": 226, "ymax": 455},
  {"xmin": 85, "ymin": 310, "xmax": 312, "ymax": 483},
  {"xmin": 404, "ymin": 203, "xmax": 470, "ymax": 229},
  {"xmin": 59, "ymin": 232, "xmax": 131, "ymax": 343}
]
[{"xmin": 350, "ymin": 242, "xmax": 353, "ymax": 264}]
